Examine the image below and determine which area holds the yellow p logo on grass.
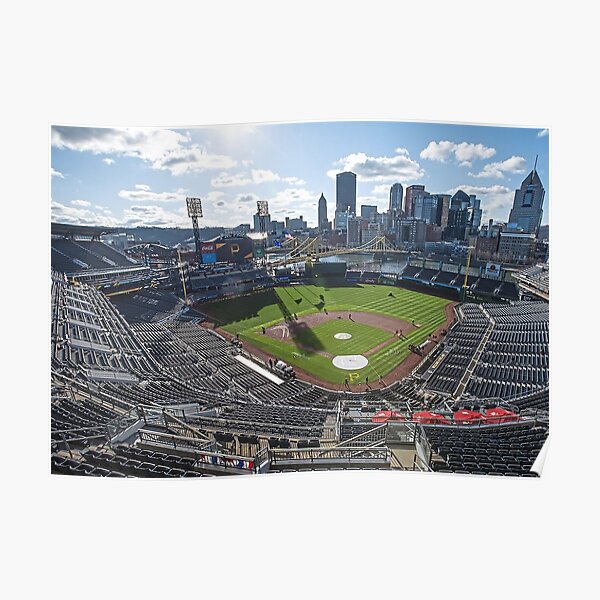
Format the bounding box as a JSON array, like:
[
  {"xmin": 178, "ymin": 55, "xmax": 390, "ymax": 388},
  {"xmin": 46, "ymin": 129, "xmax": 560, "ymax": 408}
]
[{"xmin": 348, "ymin": 372, "xmax": 360, "ymax": 383}]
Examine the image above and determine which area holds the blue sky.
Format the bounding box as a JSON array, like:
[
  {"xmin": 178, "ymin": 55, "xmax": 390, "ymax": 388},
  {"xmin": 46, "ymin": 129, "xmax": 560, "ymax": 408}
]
[{"xmin": 51, "ymin": 121, "xmax": 549, "ymax": 229}]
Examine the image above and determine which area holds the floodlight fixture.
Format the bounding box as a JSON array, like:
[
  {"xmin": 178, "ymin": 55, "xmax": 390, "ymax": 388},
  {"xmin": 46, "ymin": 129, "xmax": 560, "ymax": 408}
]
[
  {"xmin": 257, "ymin": 200, "xmax": 269, "ymax": 217},
  {"xmin": 186, "ymin": 197, "xmax": 203, "ymax": 218}
]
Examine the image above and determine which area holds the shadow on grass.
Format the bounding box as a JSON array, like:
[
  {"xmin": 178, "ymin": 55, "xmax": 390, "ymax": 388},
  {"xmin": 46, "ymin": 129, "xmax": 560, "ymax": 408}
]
[
  {"xmin": 287, "ymin": 320, "xmax": 325, "ymax": 354},
  {"xmin": 274, "ymin": 287, "xmax": 325, "ymax": 353}
]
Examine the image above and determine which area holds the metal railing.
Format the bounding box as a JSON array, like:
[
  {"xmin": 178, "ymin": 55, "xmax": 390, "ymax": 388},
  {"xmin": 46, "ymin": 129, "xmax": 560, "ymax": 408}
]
[
  {"xmin": 105, "ymin": 406, "xmax": 143, "ymax": 441},
  {"xmin": 337, "ymin": 422, "xmax": 388, "ymax": 447},
  {"xmin": 163, "ymin": 410, "xmax": 211, "ymax": 441},
  {"xmin": 419, "ymin": 413, "xmax": 546, "ymax": 429},
  {"xmin": 270, "ymin": 446, "xmax": 391, "ymax": 465},
  {"xmin": 137, "ymin": 429, "xmax": 254, "ymax": 471},
  {"xmin": 185, "ymin": 414, "xmax": 336, "ymax": 441}
]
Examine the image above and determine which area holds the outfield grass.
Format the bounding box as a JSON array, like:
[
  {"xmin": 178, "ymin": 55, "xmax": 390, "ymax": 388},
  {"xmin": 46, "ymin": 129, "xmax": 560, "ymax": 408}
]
[{"xmin": 202, "ymin": 283, "xmax": 451, "ymax": 385}]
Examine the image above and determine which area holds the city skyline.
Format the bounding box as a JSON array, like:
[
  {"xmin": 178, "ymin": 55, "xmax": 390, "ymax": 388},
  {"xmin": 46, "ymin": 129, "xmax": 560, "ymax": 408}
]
[{"xmin": 51, "ymin": 121, "xmax": 550, "ymax": 230}]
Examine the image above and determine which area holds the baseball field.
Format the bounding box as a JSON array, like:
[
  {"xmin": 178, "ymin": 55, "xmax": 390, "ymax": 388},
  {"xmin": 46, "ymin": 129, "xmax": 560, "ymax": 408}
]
[{"xmin": 201, "ymin": 283, "xmax": 454, "ymax": 386}]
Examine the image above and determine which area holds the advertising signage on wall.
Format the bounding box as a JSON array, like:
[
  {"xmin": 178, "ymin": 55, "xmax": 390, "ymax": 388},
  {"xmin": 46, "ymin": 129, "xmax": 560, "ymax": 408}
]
[{"xmin": 485, "ymin": 262, "xmax": 502, "ymax": 279}]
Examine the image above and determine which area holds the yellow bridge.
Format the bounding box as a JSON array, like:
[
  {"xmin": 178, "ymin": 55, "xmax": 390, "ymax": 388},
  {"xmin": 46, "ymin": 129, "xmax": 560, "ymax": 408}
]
[{"xmin": 267, "ymin": 235, "xmax": 405, "ymax": 267}]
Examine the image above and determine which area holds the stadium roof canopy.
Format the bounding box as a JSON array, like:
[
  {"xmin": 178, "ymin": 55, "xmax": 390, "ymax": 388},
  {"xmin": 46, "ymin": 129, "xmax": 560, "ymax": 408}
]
[{"xmin": 51, "ymin": 222, "xmax": 120, "ymax": 238}]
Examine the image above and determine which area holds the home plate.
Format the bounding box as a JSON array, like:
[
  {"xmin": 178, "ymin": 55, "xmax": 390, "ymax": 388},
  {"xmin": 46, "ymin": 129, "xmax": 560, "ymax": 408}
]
[
  {"xmin": 332, "ymin": 355, "xmax": 369, "ymax": 370},
  {"xmin": 334, "ymin": 332, "xmax": 352, "ymax": 340}
]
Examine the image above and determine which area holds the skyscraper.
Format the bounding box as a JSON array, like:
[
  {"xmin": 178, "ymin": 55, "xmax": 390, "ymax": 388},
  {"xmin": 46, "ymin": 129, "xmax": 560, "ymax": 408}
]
[
  {"xmin": 436, "ymin": 194, "xmax": 451, "ymax": 228},
  {"xmin": 360, "ymin": 204, "xmax": 378, "ymax": 222},
  {"xmin": 389, "ymin": 183, "xmax": 403, "ymax": 217},
  {"xmin": 404, "ymin": 185, "xmax": 426, "ymax": 217},
  {"xmin": 318, "ymin": 193, "xmax": 329, "ymax": 232},
  {"xmin": 336, "ymin": 171, "xmax": 357, "ymax": 214},
  {"xmin": 347, "ymin": 217, "xmax": 363, "ymax": 247},
  {"xmin": 468, "ymin": 195, "xmax": 482, "ymax": 233},
  {"xmin": 508, "ymin": 166, "xmax": 546, "ymax": 235},
  {"xmin": 443, "ymin": 190, "xmax": 482, "ymax": 240},
  {"xmin": 443, "ymin": 190, "xmax": 470, "ymax": 241},
  {"xmin": 413, "ymin": 194, "xmax": 439, "ymax": 224}
]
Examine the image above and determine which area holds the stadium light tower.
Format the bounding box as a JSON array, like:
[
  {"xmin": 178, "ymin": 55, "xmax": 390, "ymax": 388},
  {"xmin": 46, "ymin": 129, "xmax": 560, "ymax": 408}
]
[
  {"xmin": 257, "ymin": 200, "xmax": 269, "ymax": 265},
  {"xmin": 461, "ymin": 245, "xmax": 475, "ymax": 302},
  {"xmin": 186, "ymin": 197, "xmax": 203, "ymax": 262}
]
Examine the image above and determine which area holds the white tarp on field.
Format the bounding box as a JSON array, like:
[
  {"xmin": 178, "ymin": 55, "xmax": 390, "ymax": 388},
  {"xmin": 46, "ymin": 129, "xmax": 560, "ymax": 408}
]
[{"xmin": 234, "ymin": 354, "xmax": 285, "ymax": 385}]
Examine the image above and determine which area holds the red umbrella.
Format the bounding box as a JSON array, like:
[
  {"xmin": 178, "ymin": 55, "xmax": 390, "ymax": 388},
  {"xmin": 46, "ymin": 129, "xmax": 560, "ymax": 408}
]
[
  {"xmin": 371, "ymin": 410, "xmax": 405, "ymax": 423},
  {"xmin": 412, "ymin": 411, "xmax": 450, "ymax": 425},
  {"xmin": 453, "ymin": 409, "xmax": 484, "ymax": 424},
  {"xmin": 484, "ymin": 407, "xmax": 519, "ymax": 424}
]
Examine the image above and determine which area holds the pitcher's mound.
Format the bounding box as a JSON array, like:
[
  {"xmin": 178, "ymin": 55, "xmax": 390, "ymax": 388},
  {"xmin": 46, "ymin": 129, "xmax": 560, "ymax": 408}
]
[
  {"xmin": 332, "ymin": 355, "xmax": 368, "ymax": 370},
  {"xmin": 334, "ymin": 332, "xmax": 352, "ymax": 340}
]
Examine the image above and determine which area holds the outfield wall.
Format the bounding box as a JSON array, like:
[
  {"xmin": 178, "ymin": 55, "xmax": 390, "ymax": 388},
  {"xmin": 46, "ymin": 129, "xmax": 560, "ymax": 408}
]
[{"xmin": 394, "ymin": 279, "xmax": 461, "ymax": 301}]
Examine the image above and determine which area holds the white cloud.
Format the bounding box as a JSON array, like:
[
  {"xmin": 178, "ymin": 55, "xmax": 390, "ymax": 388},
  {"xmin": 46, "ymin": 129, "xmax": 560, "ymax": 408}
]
[
  {"xmin": 155, "ymin": 146, "xmax": 236, "ymax": 176},
  {"xmin": 205, "ymin": 191, "xmax": 226, "ymax": 203},
  {"xmin": 327, "ymin": 148, "xmax": 424, "ymax": 182},
  {"xmin": 235, "ymin": 193, "xmax": 260, "ymax": 204},
  {"xmin": 51, "ymin": 126, "xmax": 236, "ymax": 176},
  {"xmin": 211, "ymin": 172, "xmax": 253, "ymax": 187},
  {"xmin": 251, "ymin": 169, "xmax": 282, "ymax": 184},
  {"xmin": 370, "ymin": 184, "xmax": 393, "ymax": 197},
  {"xmin": 447, "ymin": 184, "xmax": 514, "ymax": 221},
  {"xmin": 468, "ymin": 155, "xmax": 527, "ymax": 179},
  {"xmin": 211, "ymin": 169, "xmax": 305, "ymax": 188},
  {"xmin": 71, "ymin": 199, "xmax": 91, "ymax": 207},
  {"xmin": 264, "ymin": 188, "xmax": 319, "ymax": 225},
  {"xmin": 118, "ymin": 185, "xmax": 187, "ymax": 203},
  {"xmin": 54, "ymin": 185, "xmax": 324, "ymax": 229},
  {"xmin": 537, "ymin": 129, "xmax": 549, "ymax": 137},
  {"xmin": 102, "ymin": 158, "xmax": 115, "ymax": 165},
  {"xmin": 51, "ymin": 201, "xmax": 119, "ymax": 227},
  {"xmin": 210, "ymin": 188, "xmax": 320, "ymax": 226},
  {"xmin": 51, "ymin": 167, "xmax": 64, "ymax": 178},
  {"xmin": 121, "ymin": 205, "xmax": 189, "ymax": 228},
  {"xmin": 420, "ymin": 140, "xmax": 496, "ymax": 164}
]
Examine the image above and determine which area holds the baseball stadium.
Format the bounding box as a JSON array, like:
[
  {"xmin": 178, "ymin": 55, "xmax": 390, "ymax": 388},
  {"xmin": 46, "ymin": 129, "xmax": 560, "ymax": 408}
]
[{"xmin": 51, "ymin": 219, "xmax": 549, "ymax": 479}]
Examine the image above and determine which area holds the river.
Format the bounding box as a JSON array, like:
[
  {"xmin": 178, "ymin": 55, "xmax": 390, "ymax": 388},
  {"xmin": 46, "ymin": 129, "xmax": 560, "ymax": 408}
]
[
  {"xmin": 320, "ymin": 252, "xmax": 409, "ymax": 274},
  {"xmin": 267, "ymin": 252, "xmax": 410, "ymax": 274}
]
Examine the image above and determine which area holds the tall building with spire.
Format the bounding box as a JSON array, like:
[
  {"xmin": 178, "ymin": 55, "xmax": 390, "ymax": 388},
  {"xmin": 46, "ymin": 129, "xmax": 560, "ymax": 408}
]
[
  {"xmin": 508, "ymin": 163, "xmax": 546, "ymax": 235},
  {"xmin": 317, "ymin": 193, "xmax": 329, "ymax": 231},
  {"xmin": 336, "ymin": 171, "xmax": 357, "ymax": 215}
]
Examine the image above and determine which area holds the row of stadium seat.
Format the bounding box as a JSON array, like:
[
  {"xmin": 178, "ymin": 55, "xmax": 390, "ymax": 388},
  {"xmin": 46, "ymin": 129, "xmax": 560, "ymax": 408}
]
[{"xmin": 424, "ymin": 421, "xmax": 548, "ymax": 476}]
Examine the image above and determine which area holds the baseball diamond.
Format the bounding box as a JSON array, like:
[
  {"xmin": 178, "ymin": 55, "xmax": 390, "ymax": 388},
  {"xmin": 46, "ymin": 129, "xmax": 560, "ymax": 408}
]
[{"xmin": 201, "ymin": 283, "xmax": 454, "ymax": 387}]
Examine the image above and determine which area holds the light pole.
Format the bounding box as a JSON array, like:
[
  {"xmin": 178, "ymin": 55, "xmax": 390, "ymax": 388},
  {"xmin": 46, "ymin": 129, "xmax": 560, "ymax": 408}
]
[
  {"xmin": 257, "ymin": 200, "xmax": 269, "ymax": 267},
  {"xmin": 186, "ymin": 197, "xmax": 203, "ymax": 266},
  {"xmin": 461, "ymin": 245, "xmax": 475, "ymax": 302}
]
